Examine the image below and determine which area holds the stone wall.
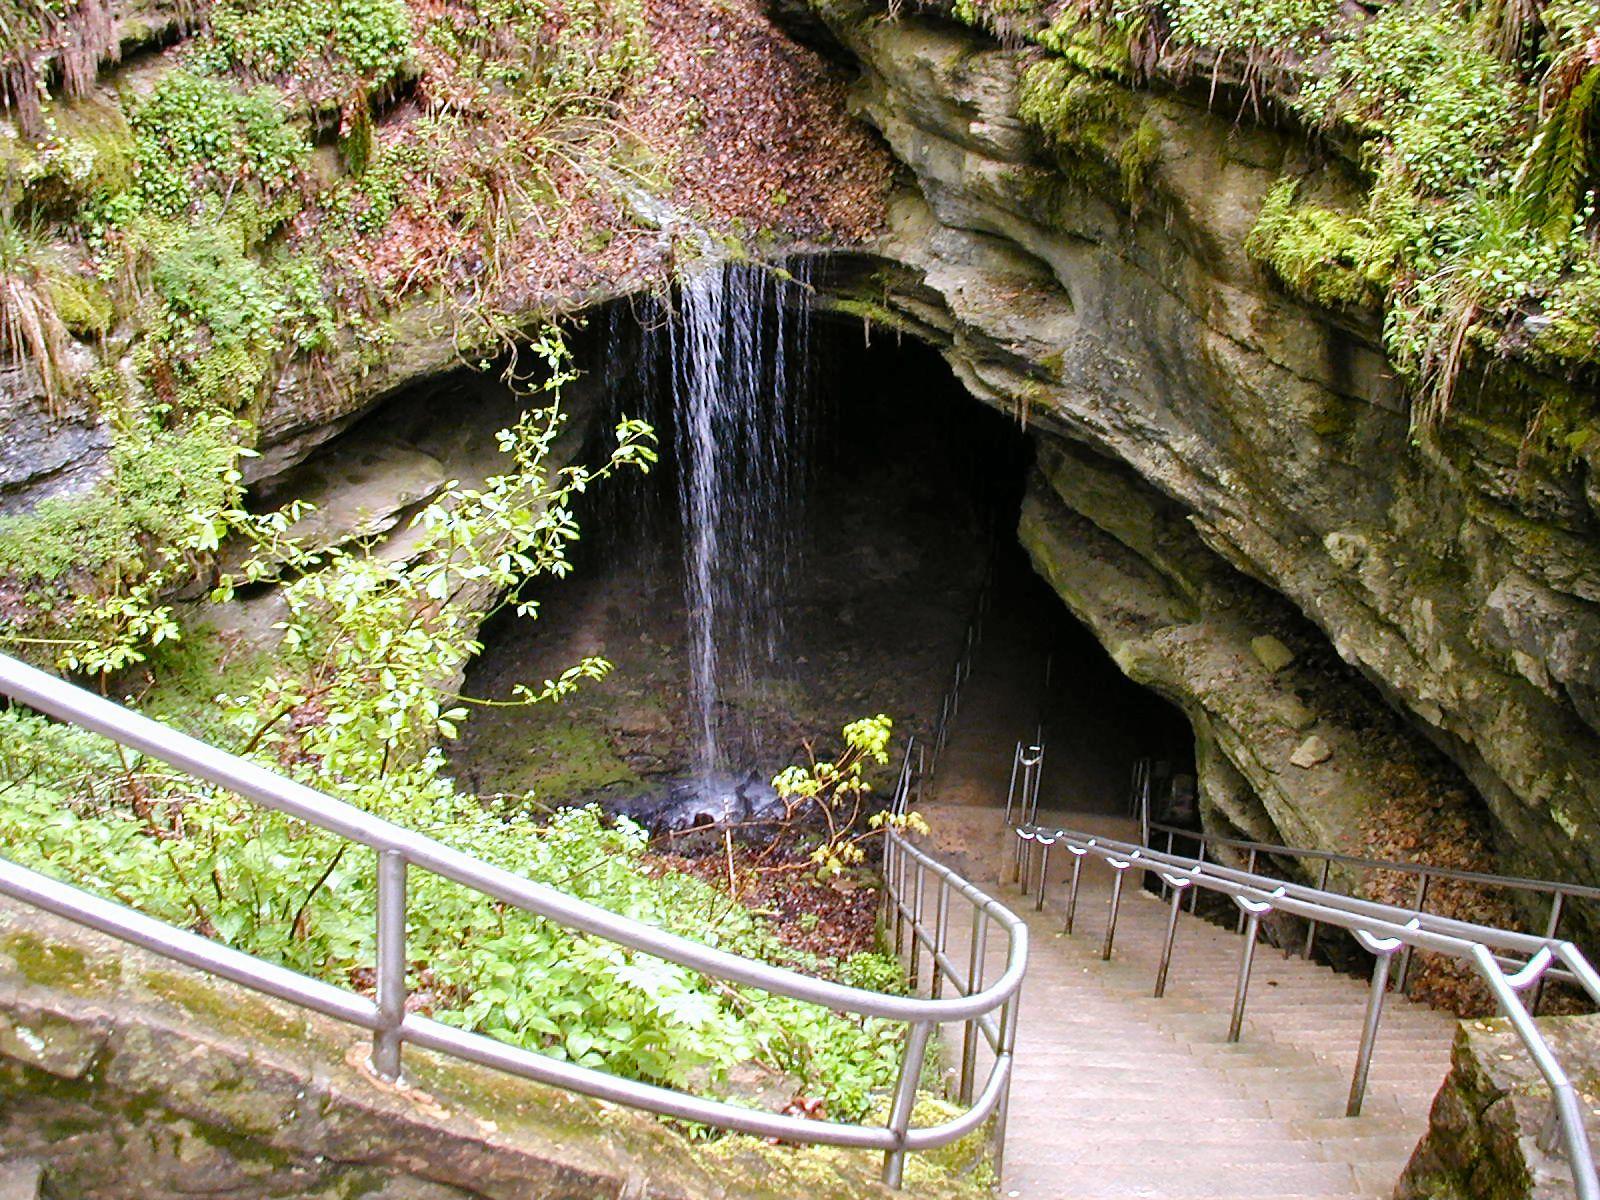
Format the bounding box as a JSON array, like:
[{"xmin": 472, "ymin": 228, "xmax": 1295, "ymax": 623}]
[
  {"xmin": 0, "ymin": 897, "xmax": 904, "ymax": 1200},
  {"xmin": 1397, "ymin": 1014, "xmax": 1600, "ymax": 1199}
]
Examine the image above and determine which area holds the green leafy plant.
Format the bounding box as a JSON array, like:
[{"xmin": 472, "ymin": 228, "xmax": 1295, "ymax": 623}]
[
  {"xmin": 770, "ymin": 716, "xmax": 928, "ymax": 878},
  {"xmin": 129, "ymin": 70, "xmax": 307, "ymax": 220},
  {"xmin": 198, "ymin": 0, "xmax": 415, "ymax": 92}
]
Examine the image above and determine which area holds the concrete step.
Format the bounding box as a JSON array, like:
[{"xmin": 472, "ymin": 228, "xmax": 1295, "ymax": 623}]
[
  {"xmin": 0, "ymin": 1160, "xmax": 41, "ymax": 1200},
  {"xmin": 1003, "ymin": 1160, "xmax": 1361, "ymax": 1198},
  {"xmin": 915, "ymin": 805, "xmax": 1458, "ymax": 1200}
]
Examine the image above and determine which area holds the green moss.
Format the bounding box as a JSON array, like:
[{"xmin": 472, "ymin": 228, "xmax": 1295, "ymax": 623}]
[
  {"xmin": 700, "ymin": 1094, "xmax": 992, "ymax": 1199},
  {"xmin": 491, "ymin": 716, "xmax": 640, "ymax": 805},
  {"xmin": 1244, "ymin": 178, "xmax": 1391, "ymax": 310},
  {"xmin": 44, "ymin": 271, "xmax": 115, "ymax": 338},
  {"xmin": 1018, "ymin": 58, "xmax": 1158, "ymax": 211},
  {"xmin": 0, "ymin": 928, "xmax": 120, "ymax": 995},
  {"xmin": 1117, "ymin": 117, "xmax": 1161, "ymax": 212},
  {"xmin": 140, "ymin": 969, "xmax": 311, "ymax": 1048}
]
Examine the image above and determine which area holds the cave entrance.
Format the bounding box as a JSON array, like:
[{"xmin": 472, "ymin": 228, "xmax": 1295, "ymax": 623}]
[
  {"xmin": 928, "ymin": 539, "xmax": 1195, "ymax": 820},
  {"xmin": 448, "ymin": 266, "xmax": 1194, "ymax": 828}
]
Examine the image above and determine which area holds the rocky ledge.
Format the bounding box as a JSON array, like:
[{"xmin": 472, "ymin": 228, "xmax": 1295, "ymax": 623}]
[{"xmin": 0, "ymin": 896, "xmax": 912, "ymax": 1200}]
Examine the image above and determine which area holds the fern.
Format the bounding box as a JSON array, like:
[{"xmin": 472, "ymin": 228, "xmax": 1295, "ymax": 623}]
[{"xmin": 1515, "ymin": 32, "xmax": 1600, "ymax": 238}]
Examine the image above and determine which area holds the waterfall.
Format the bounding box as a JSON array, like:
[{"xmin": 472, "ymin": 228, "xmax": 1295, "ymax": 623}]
[{"xmin": 667, "ymin": 260, "xmax": 814, "ymax": 782}]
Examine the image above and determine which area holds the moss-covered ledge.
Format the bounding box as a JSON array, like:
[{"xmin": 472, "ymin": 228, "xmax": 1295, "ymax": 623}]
[
  {"xmin": 0, "ymin": 896, "xmax": 931, "ymax": 1200},
  {"xmin": 1396, "ymin": 1014, "xmax": 1600, "ymax": 1200}
]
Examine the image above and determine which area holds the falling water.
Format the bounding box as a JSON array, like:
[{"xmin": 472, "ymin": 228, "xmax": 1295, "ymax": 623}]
[{"xmin": 666, "ymin": 260, "xmax": 814, "ymax": 782}]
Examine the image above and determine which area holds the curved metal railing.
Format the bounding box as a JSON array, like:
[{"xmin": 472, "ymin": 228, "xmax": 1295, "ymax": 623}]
[
  {"xmin": 0, "ymin": 652, "xmax": 1026, "ymax": 1187},
  {"xmin": 1011, "ymin": 820, "xmax": 1600, "ymax": 1200},
  {"xmin": 1144, "ymin": 817, "xmax": 1600, "ymax": 1008}
]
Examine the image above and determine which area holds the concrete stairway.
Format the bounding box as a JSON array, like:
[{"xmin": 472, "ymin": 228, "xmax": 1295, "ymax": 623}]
[{"xmin": 917, "ymin": 808, "xmax": 1458, "ymax": 1200}]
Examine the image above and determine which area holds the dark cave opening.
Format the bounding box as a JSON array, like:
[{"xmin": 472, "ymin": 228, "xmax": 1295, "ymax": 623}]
[{"xmin": 447, "ymin": 279, "xmax": 1197, "ymax": 825}]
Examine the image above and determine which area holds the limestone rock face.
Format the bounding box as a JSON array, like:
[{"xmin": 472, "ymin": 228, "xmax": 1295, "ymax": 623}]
[
  {"xmin": 0, "ymin": 360, "xmax": 111, "ymax": 513},
  {"xmin": 1396, "ymin": 1015, "xmax": 1600, "ymax": 1200},
  {"xmin": 809, "ymin": 1, "xmax": 1600, "ymax": 903}
]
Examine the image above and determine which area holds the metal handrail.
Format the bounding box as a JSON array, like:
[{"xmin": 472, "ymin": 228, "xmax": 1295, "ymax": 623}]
[
  {"xmin": 928, "ymin": 553, "xmax": 996, "ymax": 775},
  {"xmin": 1012, "ymin": 820, "xmax": 1600, "ymax": 1200},
  {"xmin": 884, "ymin": 737, "xmax": 1023, "ymax": 1180},
  {"xmin": 0, "ymin": 652, "xmax": 1026, "ymax": 1187},
  {"xmin": 1149, "ymin": 818, "xmax": 1600, "ymax": 903},
  {"xmin": 1146, "ymin": 818, "xmax": 1600, "ymax": 1005}
]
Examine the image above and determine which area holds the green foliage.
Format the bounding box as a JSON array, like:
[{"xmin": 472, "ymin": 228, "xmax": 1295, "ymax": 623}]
[
  {"xmin": 432, "ymin": 0, "xmax": 651, "ymax": 119},
  {"xmin": 105, "ymin": 218, "xmax": 337, "ymax": 411},
  {"xmin": 151, "ymin": 227, "xmax": 289, "ymax": 358},
  {"xmin": 771, "ymin": 715, "xmax": 927, "ymax": 878},
  {"xmin": 0, "ymin": 407, "xmax": 243, "ymax": 674},
  {"xmin": 196, "ymin": 0, "xmax": 414, "ymax": 92},
  {"xmin": 1299, "ymin": 8, "xmax": 1523, "ymax": 195},
  {"xmin": 1245, "ymin": 178, "xmax": 1393, "ymax": 308},
  {"xmin": 0, "ymin": 726, "xmax": 902, "ymax": 1110},
  {"xmin": 129, "ymin": 70, "xmax": 307, "ymax": 219},
  {"xmin": 1163, "ymin": 0, "xmax": 1340, "ymax": 68}
]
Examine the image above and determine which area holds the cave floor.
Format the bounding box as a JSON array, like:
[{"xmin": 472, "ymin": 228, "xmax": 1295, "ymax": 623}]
[{"xmin": 915, "ymin": 808, "xmax": 1456, "ymax": 1199}]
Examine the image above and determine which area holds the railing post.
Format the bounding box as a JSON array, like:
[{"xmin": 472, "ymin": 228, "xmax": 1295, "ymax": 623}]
[
  {"xmin": 1024, "ymin": 745, "xmax": 1044, "ymax": 824},
  {"xmin": 1101, "ymin": 860, "xmax": 1130, "ymax": 961},
  {"xmin": 990, "ymin": 989, "xmax": 1020, "ymax": 1184},
  {"xmin": 1154, "ymin": 880, "xmax": 1187, "ymax": 998},
  {"xmin": 373, "ymin": 849, "xmax": 407, "ymax": 1080},
  {"xmin": 1228, "ymin": 900, "xmax": 1270, "ymax": 1042},
  {"xmin": 1189, "ymin": 840, "xmax": 1205, "ymax": 912},
  {"xmin": 1530, "ymin": 890, "xmax": 1566, "ymax": 1016},
  {"xmin": 959, "ymin": 908, "xmax": 989, "ymax": 1105},
  {"xmin": 1003, "ymin": 741, "xmax": 1022, "ymax": 826},
  {"xmin": 1237, "ymin": 848, "xmax": 1259, "ymax": 933},
  {"xmin": 1396, "ymin": 873, "xmax": 1431, "ymax": 995},
  {"xmin": 1348, "ymin": 946, "xmax": 1397, "ymax": 1116},
  {"xmin": 910, "ymin": 861, "xmax": 926, "ymax": 990},
  {"xmin": 1065, "ymin": 847, "xmax": 1086, "ymax": 935},
  {"xmin": 932, "ymin": 876, "xmax": 951, "ymax": 999},
  {"xmin": 1035, "ymin": 842, "xmax": 1052, "ymax": 912},
  {"xmin": 893, "ymin": 842, "xmax": 908, "ymax": 961},
  {"xmin": 1305, "ymin": 859, "xmax": 1332, "ymax": 959},
  {"xmin": 881, "ymin": 1019, "xmax": 934, "ymax": 1188}
]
